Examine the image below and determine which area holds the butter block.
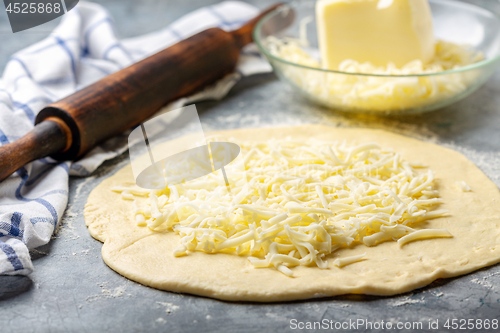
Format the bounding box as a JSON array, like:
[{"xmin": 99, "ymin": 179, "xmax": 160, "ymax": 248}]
[{"xmin": 316, "ymin": 0, "xmax": 435, "ymax": 69}]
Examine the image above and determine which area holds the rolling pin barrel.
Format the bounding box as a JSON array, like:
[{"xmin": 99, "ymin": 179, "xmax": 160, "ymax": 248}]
[{"xmin": 35, "ymin": 27, "xmax": 240, "ymax": 160}]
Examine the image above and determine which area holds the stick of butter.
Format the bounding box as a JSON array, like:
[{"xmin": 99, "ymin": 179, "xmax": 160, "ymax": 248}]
[{"xmin": 316, "ymin": 0, "xmax": 435, "ymax": 69}]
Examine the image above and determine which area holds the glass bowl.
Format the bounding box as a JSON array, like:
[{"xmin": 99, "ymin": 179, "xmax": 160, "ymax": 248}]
[{"xmin": 253, "ymin": 0, "xmax": 500, "ymax": 115}]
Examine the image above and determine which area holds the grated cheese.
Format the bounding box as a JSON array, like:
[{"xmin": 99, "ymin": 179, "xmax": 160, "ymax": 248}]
[
  {"xmin": 333, "ymin": 253, "xmax": 367, "ymax": 268},
  {"xmin": 265, "ymin": 37, "xmax": 483, "ymax": 113},
  {"xmin": 112, "ymin": 138, "xmax": 452, "ymax": 277},
  {"xmin": 397, "ymin": 228, "xmax": 453, "ymax": 247},
  {"xmin": 456, "ymin": 180, "xmax": 472, "ymax": 192}
]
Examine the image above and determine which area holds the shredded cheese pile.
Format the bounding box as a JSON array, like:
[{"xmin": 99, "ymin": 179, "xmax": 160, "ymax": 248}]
[
  {"xmin": 112, "ymin": 138, "xmax": 452, "ymax": 277},
  {"xmin": 266, "ymin": 37, "xmax": 483, "ymax": 113}
]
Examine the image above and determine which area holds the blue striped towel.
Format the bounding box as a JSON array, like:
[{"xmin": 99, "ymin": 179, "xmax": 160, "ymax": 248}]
[{"xmin": 0, "ymin": 1, "xmax": 272, "ymax": 275}]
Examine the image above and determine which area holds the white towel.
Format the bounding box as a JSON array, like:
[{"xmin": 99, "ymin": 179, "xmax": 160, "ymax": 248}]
[{"xmin": 0, "ymin": 1, "xmax": 272, "ymax": 275}]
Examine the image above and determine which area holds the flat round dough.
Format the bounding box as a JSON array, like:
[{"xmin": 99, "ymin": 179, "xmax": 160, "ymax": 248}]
[{"xmin": 84, "ymin": 125, "xmax": 500, "ymax": 302}]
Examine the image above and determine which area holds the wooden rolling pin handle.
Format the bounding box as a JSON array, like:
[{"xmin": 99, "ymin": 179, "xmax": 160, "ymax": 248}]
[
  {"xmin": 0, "ymin": 119, "xmax": 71, "ymax": 181},
  {"xmin": 231, "ymin": 7, "xmax": 272, "ymax": 48}
]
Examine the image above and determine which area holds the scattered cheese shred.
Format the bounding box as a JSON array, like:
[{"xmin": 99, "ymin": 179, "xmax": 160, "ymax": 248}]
[
  {"xmin": 265, "ymin": 37, "xmax": 483, "ymax": 113},
  {"xmin": 333, "ymin": 253, "xmax": 367, "ymax": 268},
  {"xmin": 456, "ymin": 180, "xmax": 472, "ymax": 192},
  {"xmin": 397, "ymin": 228, "xmax": 453, "ymax": 247},
  {"xmin": 112, "ymin": 138, "xmax": 452, "ymax": 277}
]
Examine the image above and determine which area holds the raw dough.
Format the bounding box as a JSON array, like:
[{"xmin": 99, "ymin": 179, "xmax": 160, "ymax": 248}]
[{"xmin": 84, "ymin": 126, "xmax": 500, "ymax": 302}]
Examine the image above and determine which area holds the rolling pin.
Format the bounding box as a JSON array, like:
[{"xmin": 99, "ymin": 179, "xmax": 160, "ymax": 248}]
[{"xmin": 0, "ymin": 3, "xmax": 292, "ymax": 182}]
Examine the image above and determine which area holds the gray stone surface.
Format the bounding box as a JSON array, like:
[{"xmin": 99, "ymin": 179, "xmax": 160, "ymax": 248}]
[{"xmin": 1, "ymin": 1, "xmax": 500, "ymax": 332}]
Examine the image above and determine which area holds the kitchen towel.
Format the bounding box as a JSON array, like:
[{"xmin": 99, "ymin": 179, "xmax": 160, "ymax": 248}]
[{"xmin": 0, "ymin": 1, "xmax": 272, "ymax": 275}]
